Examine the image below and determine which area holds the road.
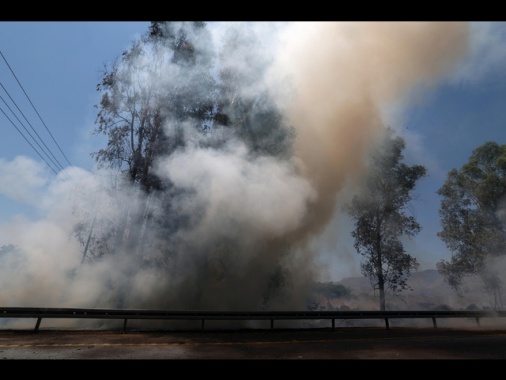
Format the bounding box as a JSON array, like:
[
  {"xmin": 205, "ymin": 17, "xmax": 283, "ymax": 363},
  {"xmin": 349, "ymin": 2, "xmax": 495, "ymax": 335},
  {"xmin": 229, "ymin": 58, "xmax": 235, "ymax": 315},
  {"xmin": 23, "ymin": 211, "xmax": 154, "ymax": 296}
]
[{"xmin": 1, "ymin": 325, "xmax": 506, "ymax": 360}]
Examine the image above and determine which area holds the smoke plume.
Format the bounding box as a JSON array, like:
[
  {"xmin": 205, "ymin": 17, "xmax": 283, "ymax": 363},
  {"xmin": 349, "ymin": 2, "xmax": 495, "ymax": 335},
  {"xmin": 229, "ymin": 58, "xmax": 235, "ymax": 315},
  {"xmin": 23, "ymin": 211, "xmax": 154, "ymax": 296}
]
[{"xmin": 0, "ymin": 22, "xmax": 472, "ymax": 329}]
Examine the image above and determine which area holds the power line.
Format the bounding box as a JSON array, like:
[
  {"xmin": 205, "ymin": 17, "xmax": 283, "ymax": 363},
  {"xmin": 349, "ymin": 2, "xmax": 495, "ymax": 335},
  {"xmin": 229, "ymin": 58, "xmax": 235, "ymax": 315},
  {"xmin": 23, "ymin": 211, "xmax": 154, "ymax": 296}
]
[
  {"xmin": 0, "ymin": 88, "xmax": 66, "ymax": 173},
  {"xmin": 0, "ymin": 104, "xmax": 59, "ymax": 176},
  {"xmin": 0, "ymin": 51, "xmax": 73, "ymax": 170}
]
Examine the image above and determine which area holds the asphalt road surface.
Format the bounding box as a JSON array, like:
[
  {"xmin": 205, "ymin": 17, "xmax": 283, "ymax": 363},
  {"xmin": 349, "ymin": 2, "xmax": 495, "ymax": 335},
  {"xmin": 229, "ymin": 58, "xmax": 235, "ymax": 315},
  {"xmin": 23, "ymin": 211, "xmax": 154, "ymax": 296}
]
[{"xmin": 1, "ymin": 325, "xmax": 506, "ymax": 360}]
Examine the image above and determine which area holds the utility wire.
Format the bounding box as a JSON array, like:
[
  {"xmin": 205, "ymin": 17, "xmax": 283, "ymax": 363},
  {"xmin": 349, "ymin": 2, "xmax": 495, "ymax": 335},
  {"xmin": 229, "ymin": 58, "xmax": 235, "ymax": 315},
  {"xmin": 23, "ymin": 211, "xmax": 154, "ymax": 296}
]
[
  {"xmin": 0, "ymin": 51, "xmax": 73, "ymax": 168},
  {"xmin": 0, "ymin": 104, "xmax": 59, "ymax": 176},
  {"xmin": 0, "ymin": 91, "xmax": 66, "ymax": 173}
]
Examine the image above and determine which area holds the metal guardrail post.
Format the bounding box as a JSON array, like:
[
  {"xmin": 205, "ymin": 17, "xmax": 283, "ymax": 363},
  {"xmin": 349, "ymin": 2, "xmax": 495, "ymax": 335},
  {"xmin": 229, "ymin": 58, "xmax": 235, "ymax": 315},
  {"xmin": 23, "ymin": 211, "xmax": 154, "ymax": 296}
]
[
  {"xmin": 384, "ymin": 318, "xmax": 389, "ymax": 330},
  {"xmin": 271, "ymin": 319, "xmax": 273, "ymax": 329},
  {"xmin": 332, "ymin": 318, "xmax": 335, "ymax": 329},
  {"xmin": 476, "ymin": 317, "xmax": 480, "ymax": 326},
  {"xmin": 34, "ymin": 317, "xmax": 42, "ymax": 332},
  {"xmin": 123, "ymin": 319, "xmax": 128, "ymax": 332},
  {"xmin": 432, "ymin": 317, "xmax": 437, "ymax": 328}
]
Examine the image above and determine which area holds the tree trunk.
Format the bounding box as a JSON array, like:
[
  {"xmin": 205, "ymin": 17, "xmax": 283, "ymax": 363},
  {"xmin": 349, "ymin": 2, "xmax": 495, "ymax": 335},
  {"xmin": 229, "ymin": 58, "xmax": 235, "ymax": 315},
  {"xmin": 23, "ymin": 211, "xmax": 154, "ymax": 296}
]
[{"xmin": 376, "ymin": 230, "xmax": 386, "ymax": 311}]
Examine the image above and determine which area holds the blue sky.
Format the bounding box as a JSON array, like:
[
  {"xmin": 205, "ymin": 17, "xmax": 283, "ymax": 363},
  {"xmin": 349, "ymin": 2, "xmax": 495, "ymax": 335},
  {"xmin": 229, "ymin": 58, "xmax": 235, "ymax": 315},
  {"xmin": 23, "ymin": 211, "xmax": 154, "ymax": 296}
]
[
  {"xmin": 0, "ymin": 21, "xmax": 505, "ymax": 284},
  {"xmin": 0, "ymin": 21, "xmax": 151, "ymax": 214}
]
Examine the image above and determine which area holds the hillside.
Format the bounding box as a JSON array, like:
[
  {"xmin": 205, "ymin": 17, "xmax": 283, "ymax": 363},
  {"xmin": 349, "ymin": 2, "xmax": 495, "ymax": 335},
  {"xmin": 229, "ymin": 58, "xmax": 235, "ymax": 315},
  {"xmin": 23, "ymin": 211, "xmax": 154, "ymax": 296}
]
[{"xmin": 334, "ymin": 269, "xmax": 490, "ymax": 311}]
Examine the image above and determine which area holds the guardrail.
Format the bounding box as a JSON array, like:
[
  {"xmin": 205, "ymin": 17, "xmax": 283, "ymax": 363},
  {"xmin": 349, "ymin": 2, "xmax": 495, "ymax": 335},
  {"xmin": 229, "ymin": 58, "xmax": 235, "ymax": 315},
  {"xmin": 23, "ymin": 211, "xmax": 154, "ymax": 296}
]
[{"xmin": 1, "ymin": 307, "xmax": 506, "ymax": 332}]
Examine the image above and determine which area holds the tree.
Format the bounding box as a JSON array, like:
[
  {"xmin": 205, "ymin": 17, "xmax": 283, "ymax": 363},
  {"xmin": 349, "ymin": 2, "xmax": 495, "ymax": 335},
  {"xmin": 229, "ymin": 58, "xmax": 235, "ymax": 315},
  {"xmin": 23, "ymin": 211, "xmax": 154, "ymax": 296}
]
[
  {"xmin": 344, "ymin": 128, "xmax": 426, "ymax": 310},
  {"xmin": 437, "ymin": 141, "xmax": 506, "ymax": 308},
  {"xmin": 86, "ymin": 22, "xmax": 217, "ymax": 259},
  {"xmin": 69, "ymin": 22, "xmax": 221, "ymax": 307},
  {"xmin": 93, "ymin": 21, "xmax": 216, "ymax": 192},
  {"xmin": 74, "ymin": 22, "xmax": 301, "ymax": 309},
  {"xmin": 213, "ymin": 24, "xmax": 295, "ymax": 159}
]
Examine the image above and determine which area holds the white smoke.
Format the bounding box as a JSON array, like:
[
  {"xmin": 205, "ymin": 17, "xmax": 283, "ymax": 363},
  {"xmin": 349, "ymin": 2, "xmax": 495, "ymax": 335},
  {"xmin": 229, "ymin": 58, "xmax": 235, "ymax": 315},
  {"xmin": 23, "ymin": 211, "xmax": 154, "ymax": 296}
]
[
  {"xmin": 3, "ymin": 22, "xmax": 497, "ymax": 326},
  {"xmin": 155, "ymin": 140, "xmax": 316, "ymax": 247},
  {"xmin": 0, "ymin": 156, "xmax": 48, "ymax": 205}
]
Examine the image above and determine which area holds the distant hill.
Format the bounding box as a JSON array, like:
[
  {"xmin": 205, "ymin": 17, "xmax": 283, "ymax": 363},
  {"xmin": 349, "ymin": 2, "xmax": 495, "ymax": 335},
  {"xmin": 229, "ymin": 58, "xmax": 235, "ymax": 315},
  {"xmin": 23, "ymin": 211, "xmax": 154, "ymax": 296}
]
[
  {"xmin": 338, "ymin": 269, "xmax": 453, "ymax": 296},
  {"xmin": 335, "ymin": 269, "xmax": 489, "ymax": 310}
]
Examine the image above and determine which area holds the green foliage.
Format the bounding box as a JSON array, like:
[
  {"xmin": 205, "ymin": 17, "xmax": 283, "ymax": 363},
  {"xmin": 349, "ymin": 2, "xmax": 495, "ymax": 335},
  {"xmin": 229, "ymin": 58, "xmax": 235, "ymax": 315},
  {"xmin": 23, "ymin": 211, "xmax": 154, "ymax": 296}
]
[
  {"xmin": 312, "ymin": 281, "xmax": 352, "ymax": 299},
  {"xmin": 344, "ymin": 128, "xmax": 425, "ymax": 310},
  {"xmin": 93, "ymin": 21, "xmax": 217, "ymax": 193},
  {"xmin": 437, "ymin": 141, "xmax": 506, "ymax": 305}
]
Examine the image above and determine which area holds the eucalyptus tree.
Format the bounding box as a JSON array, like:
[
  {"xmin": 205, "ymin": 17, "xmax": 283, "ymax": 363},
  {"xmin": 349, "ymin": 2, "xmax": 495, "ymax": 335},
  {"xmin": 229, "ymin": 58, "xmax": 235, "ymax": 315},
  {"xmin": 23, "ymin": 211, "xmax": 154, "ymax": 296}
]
[
  {"xmin": 94, "ymin": 21, "xmax": 216, "ymax": 192},
  {"xmin": 344, "ymin": 128, "xmax": 426, "ymax": 310},
  {"xmin": 81, "ymin": 22, "xmax": 218, "ymax": 261},
  {"xmin": 78, "ymin": 22, "xmax": 307, "ymax": 310},
  {"xmin": 437, "ymin": 141, "xmax": 506, "ymax": 308}
]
